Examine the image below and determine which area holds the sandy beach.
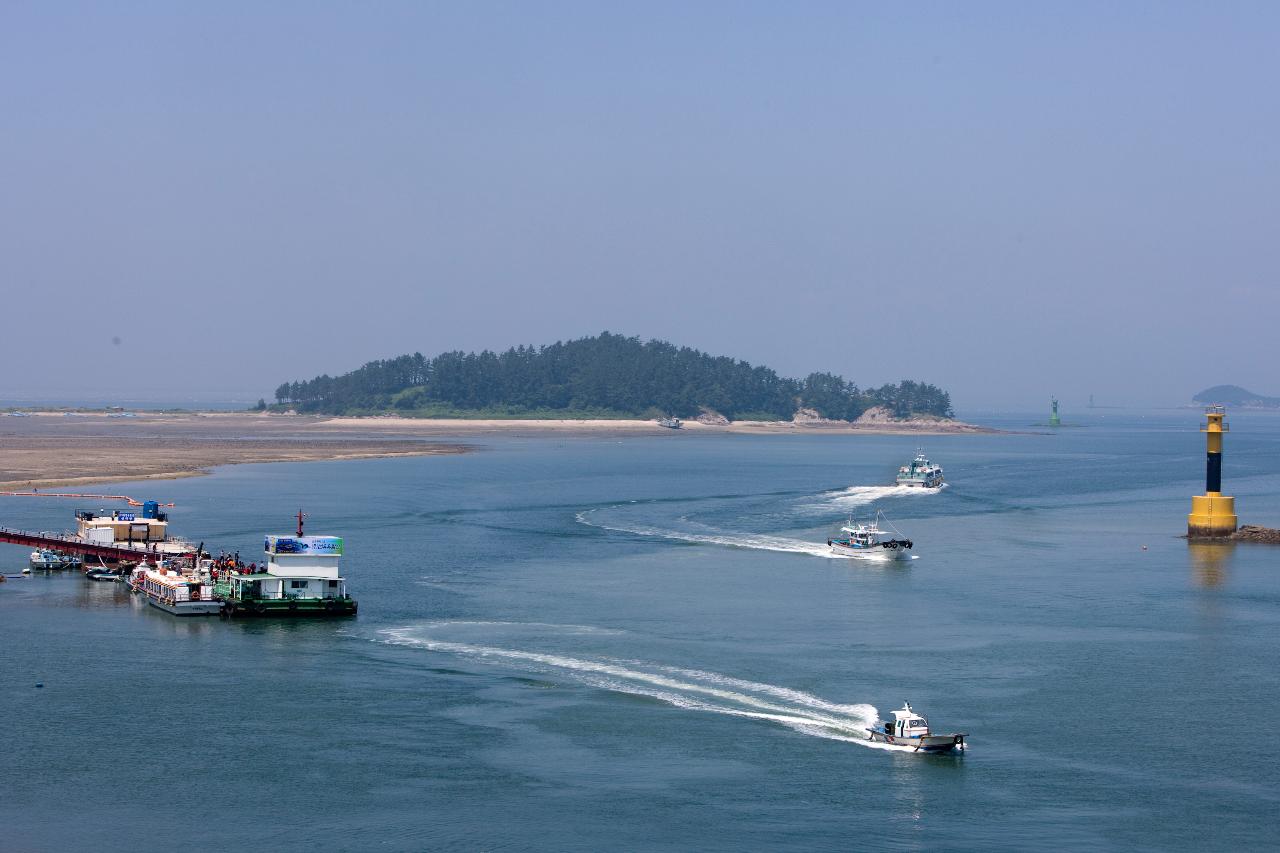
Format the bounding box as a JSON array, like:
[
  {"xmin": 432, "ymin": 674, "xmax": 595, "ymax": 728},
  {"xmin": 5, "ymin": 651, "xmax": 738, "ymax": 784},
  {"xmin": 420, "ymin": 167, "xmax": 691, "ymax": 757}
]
[
  {"xmin": 0, "ymin": 410, "xmax": 995, "ymax": 489},
  {"xmin": 309, "ymin": 414, "xmax": 997, "ymax": 436}
]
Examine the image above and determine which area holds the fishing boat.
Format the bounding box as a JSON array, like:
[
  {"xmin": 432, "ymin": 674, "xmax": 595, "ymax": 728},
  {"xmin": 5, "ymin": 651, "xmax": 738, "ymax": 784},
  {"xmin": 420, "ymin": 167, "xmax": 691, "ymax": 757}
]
[
  {"xmin": 657, "ymin": 416, "xmax": 683, "ymax": 429},
  {"xmin": 866, "ymin": 702, "xmax": 966, "ymax": 752},
  {"xmin": 216, "ymin": 513, "xmax": 357, "ymax": 617},
  {"xmin": 28, "ymin": 549, "xmax": 83, "ymax": 570},
  {"xmin": 827, "ymin": 511, "xmax": 913, "ymax": 559},
  {"xmin": 896, "ymin": 451, "xmax": 944, "ymax": 488}
]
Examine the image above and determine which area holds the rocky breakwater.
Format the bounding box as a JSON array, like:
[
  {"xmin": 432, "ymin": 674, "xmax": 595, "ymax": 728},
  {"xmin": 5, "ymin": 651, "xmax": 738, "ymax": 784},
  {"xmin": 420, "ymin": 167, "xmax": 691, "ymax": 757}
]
[
  {"xmin": 1229, "ymin": 525, "xmax": 1280, "ymax": 543},
  {"xmin": 849, "ymin": 406, "xmax": 992, "ymax": 433}
]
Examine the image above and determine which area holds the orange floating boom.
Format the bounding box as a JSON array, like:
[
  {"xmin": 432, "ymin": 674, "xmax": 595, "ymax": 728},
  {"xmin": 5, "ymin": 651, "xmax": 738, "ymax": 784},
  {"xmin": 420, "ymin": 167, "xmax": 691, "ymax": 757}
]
[{"xmin": 0, "ymin": 492, "xmax": 174, "ymax": 507}]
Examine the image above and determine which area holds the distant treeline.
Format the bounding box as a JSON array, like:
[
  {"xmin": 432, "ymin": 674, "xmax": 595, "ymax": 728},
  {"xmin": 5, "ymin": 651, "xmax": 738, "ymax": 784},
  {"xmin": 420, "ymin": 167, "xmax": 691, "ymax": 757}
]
[{"xmin": 274, "ymin": 333, "xmax": 953, "ymax": 421}]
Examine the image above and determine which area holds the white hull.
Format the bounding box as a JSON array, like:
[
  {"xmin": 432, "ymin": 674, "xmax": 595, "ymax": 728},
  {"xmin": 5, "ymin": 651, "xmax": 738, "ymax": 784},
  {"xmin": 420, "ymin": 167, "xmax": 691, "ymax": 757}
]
[
  {"xmin": 867, "ymin": 730, "xmax": 965, "ymax": 752},
  {"xmin": 829, "ymin": 542, "xmax": 912, "ymax": 560},
  {"xmin": 145, "ymin": 596, "xmax": 222, "ymax": 616},
  {"xmin": 896, "ymin": 478, "xmax": 944, "ymax": 489}
]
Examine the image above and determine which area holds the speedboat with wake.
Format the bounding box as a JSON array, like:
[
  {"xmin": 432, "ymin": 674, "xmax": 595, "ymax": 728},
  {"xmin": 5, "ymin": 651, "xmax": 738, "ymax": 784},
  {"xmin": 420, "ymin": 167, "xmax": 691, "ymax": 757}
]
[
  {"xmin": 867, "ymin": 702, "xmax": 966, "ymax": 752},
  {"xmin": 896, "ymin": 450, "xmax": 944, "ymax": 488},
  {"xmin": 827, "ymin": 510, "xmax": 913, "ymax": 559}
]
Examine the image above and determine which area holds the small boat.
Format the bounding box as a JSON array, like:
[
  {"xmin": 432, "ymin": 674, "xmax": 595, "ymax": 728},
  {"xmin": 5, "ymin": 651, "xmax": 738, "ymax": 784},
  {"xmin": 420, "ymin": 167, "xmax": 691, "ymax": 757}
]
[
  {"xmin": 657, "ymin": 416, "xmax": 683, "ymax": 429},
  {"xmin": 867, "ymin": 702, "xmax": 966, "ymax": 752},
  {"xmin": 827, "ymin": 510, "xmax": 913, "ymax": 559},
  {"xmin": 29, "ymin": 549, "xmax": 83, "ymax": 571},
  {"xmin": 896, "ymin": 450, "xmax": 944, "ymax": 488},
  {"xmin": 85, "ymin": 569, "xmax": 121, "ymax": 582}
]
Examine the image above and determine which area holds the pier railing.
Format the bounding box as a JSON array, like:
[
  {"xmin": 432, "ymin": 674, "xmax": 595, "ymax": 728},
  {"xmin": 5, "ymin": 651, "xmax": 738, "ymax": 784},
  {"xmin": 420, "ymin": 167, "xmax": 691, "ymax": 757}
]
[{"xmin": 0, "ymin": 527, "xmax": 173, "ymax": 562}]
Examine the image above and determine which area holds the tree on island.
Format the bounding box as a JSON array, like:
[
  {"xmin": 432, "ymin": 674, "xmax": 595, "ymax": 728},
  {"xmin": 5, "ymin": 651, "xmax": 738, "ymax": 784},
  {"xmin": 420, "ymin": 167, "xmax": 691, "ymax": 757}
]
[{"xmin": 274, "ymin": 332, "xmax": 953, "ymax": 421}]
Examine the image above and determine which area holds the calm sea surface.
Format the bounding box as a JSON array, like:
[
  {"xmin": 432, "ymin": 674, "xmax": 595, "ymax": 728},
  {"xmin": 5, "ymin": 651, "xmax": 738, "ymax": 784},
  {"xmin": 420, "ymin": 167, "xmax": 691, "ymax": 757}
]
[{"xmin": 3, "ymin": 411, "xmax": 1279, "ymax": 851}]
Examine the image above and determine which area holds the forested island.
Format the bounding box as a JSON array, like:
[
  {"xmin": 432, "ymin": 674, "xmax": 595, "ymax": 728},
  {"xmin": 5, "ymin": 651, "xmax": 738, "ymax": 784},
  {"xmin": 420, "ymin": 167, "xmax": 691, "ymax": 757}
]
[
  {"xmin": 1193, "ymin": 385, "xmax": 1280, "ymax": 408},
  {"xmin": 272, "ymin": 333, "xmax": 954, "ymax": 422}
]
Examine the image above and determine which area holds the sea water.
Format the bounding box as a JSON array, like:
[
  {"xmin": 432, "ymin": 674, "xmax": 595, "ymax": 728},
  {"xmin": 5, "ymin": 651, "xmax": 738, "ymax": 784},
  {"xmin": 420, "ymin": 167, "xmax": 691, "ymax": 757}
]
[{"xmin": 2, "ymin": 410, "xmax": 1279, "ymax": 850}]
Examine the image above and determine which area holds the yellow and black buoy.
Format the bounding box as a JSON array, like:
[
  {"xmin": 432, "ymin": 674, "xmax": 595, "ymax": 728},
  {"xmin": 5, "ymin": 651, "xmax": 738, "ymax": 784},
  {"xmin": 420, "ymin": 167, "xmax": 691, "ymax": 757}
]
[{"xmin": 1188, "ymin": 405, "xmax": 1237, "ymax": 537}]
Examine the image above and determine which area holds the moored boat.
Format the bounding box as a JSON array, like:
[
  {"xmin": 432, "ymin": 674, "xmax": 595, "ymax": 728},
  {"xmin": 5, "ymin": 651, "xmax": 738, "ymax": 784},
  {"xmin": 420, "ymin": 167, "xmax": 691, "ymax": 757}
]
[
  {"xmin": 133, "ymin": 565, "xmax": 221, "ymax": 615},
  {"xmin": 827, "ymin": 511, "xmax": 913, "ymax": 559},
  {"xmin": 216, "ymin": 514, "xmax": 357, "ymax": 618},
  {"xmin": 896, "ymin": 451, "xmax": 944, "ymax": 488},
  {"xmin": 657, "ymin": 416, "xmax": 682, "ymax": 429},
  {"xmin": 29, "ymin": 549, "xmax": 83, "ymax": 570},
  {"xmin": 867, "ymin": 702, "xmax": 966, "ymax": 752}
]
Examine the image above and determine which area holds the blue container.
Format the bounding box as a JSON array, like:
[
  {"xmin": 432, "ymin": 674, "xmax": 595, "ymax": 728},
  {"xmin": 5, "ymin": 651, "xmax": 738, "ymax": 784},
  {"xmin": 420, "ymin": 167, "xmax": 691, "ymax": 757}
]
[{"xmin": 142, "ymin": 501, "xmax": 158, "ymax": 519}]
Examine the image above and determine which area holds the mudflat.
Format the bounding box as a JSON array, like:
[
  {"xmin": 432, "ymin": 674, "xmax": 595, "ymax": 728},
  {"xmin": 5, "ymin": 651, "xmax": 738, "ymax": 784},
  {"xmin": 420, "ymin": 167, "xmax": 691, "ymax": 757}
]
[
  {"xmin": 0, "ymin": 410, "xmax": 996, "ymax": 489},
  {"xmin": 0, "ymin": 413, "xmax": 471, "ymax": 489}
]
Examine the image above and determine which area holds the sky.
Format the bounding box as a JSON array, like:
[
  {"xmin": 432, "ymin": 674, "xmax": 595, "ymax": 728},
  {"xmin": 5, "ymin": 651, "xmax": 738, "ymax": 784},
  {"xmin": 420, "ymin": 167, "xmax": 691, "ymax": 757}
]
[{"xmin": 2, "ymin": 2, "xmax": 1277, "ymax": 410}]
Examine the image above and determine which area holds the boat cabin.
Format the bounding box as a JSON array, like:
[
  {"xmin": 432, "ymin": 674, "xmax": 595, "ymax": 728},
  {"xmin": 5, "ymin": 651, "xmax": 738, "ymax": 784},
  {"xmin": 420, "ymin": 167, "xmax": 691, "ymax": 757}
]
[
  {"xmin": 139, "ymin": 567, "xmax": 214, "ymax": 605},
  {"xmin": 883, "ymin": 703, "xmax": 930, "ymax": 738},
  {"xmin": 224, "ymin": 534, "xmax": 348, "ymax": 603},
  {"xmin": 841, "ymin": 524, "xmax": 877, "ymax": 547}
]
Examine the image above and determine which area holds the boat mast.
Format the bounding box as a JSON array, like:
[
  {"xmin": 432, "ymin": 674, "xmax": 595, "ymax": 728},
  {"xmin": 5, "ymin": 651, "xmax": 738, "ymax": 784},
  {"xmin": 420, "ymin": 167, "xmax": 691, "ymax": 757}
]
[{"xmin": 296, "ymin": 508, "xmax": 307, "ymax": 537}]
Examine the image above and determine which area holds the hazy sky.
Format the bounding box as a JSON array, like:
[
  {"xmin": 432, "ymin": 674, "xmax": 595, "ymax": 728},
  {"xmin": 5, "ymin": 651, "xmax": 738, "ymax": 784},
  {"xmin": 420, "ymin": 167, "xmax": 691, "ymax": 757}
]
[{"xmin": 2, "ymin": 2, "xmax": 1277, "ymax": 409}]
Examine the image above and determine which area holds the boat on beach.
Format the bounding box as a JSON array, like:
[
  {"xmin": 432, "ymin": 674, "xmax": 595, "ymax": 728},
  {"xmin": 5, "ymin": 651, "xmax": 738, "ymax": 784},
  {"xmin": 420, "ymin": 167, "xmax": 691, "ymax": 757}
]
[
  {"xmin": 896, "ymin": 451, "xmax": 944, "ymax": 488},
  {"xmin": 657, "ymin": 416, "xmax": 682, "ymax": 429},
  {"xmin": 827, "ymin": 510, "xmax": 913, "ymax": 559},
  {"xmin": 867, "ymin": 702, "xmax": 966, "ymax": 752}
]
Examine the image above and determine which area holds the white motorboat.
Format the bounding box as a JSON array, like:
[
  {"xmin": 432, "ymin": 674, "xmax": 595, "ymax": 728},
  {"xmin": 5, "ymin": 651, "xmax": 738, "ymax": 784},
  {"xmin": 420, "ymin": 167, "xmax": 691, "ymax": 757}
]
[
  {"xmin": 29, "ymin": 549, "xmax": 83, "ymax": 570},
  {"xmin": 827, "ymin": 510, "xmax": 913, "ymax": 559},
  {"xmin": 866, "ymin": 702, "xmax": 966, "ymax": 752},
  {"xmin": 896, "ymin": 451, "xmax": 944, "ymax": 488}
]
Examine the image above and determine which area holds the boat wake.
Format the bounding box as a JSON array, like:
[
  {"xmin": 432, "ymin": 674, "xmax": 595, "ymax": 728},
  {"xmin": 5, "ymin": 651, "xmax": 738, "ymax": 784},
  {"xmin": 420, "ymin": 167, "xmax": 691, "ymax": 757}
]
[
  {"xmin": 576, "ymin": 508, "xmax": 849, "ymax": 559},
  {"xmin": 379, "ymin": 623, "xmax": 908, "ymax": 748},
  {"xmin": 800, "ymin": 483, "xmax": 946, "ymax": 513}
]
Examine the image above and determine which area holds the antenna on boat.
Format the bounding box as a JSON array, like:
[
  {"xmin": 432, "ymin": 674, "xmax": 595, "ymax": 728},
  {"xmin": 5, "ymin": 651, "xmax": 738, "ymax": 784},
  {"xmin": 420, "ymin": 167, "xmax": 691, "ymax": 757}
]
[{"xmin": 296, "ymin": 509, "xmax": 308, "ymax": 537}]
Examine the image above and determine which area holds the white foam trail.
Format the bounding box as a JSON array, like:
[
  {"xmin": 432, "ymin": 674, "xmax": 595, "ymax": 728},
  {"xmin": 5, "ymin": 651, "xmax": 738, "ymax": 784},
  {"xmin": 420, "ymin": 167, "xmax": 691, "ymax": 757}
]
[
  {"xmin": 802, "ymin": 483, "xmax": 946, "ymax": 513},
  {"xmin": 576, "ymin": 509, "xmax": 850, "ymax": 559},
  {"xmin": 380, "ymin": 626, "xmax": 884, "ymax": 746}
]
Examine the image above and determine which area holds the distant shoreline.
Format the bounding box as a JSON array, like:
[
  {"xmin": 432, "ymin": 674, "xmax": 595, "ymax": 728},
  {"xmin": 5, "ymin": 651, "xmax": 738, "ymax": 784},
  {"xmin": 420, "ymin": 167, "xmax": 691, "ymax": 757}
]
[
  {"xmin": 0, "ymin": 411, "xmax": 1000, "ymax": 490},
  {"xmin": 310, "ymin": 414, "xmax": 999, "ymax": 435}
]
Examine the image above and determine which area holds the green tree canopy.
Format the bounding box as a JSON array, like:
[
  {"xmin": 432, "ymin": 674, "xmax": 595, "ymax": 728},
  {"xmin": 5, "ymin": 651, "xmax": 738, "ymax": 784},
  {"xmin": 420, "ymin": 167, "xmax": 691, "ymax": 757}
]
[{"xmin": 274, "ymin": 332, "xmax": 953, "ymax": 420}]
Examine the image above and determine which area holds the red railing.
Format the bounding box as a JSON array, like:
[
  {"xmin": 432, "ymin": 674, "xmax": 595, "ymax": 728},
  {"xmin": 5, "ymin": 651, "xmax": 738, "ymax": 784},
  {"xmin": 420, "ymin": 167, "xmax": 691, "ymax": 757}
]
[{"xmin": 0, "ymin": 528, "xmax": 174, "ymax": 562}]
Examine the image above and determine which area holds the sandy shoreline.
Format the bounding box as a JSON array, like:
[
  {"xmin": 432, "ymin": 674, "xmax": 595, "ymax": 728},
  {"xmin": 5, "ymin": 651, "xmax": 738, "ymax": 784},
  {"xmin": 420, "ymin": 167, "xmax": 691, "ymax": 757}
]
[
  {"xmin": 0, "ymin": 411, "xmax": 997, "ymax": 489},
  {"xmin": 309, "ymin": 415, "xmax": 997, "ymax": 436}
]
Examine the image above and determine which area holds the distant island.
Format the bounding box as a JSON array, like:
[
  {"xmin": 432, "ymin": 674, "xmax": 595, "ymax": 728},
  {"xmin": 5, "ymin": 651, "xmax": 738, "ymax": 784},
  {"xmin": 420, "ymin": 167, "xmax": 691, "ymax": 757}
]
[
  {"xmin": 272, "ymin": 332, "xmax": 955, "ymax": 422},
  {"xmin": 1192, "ymin": 385, "xmax": 1280, "ymax": 409}
]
